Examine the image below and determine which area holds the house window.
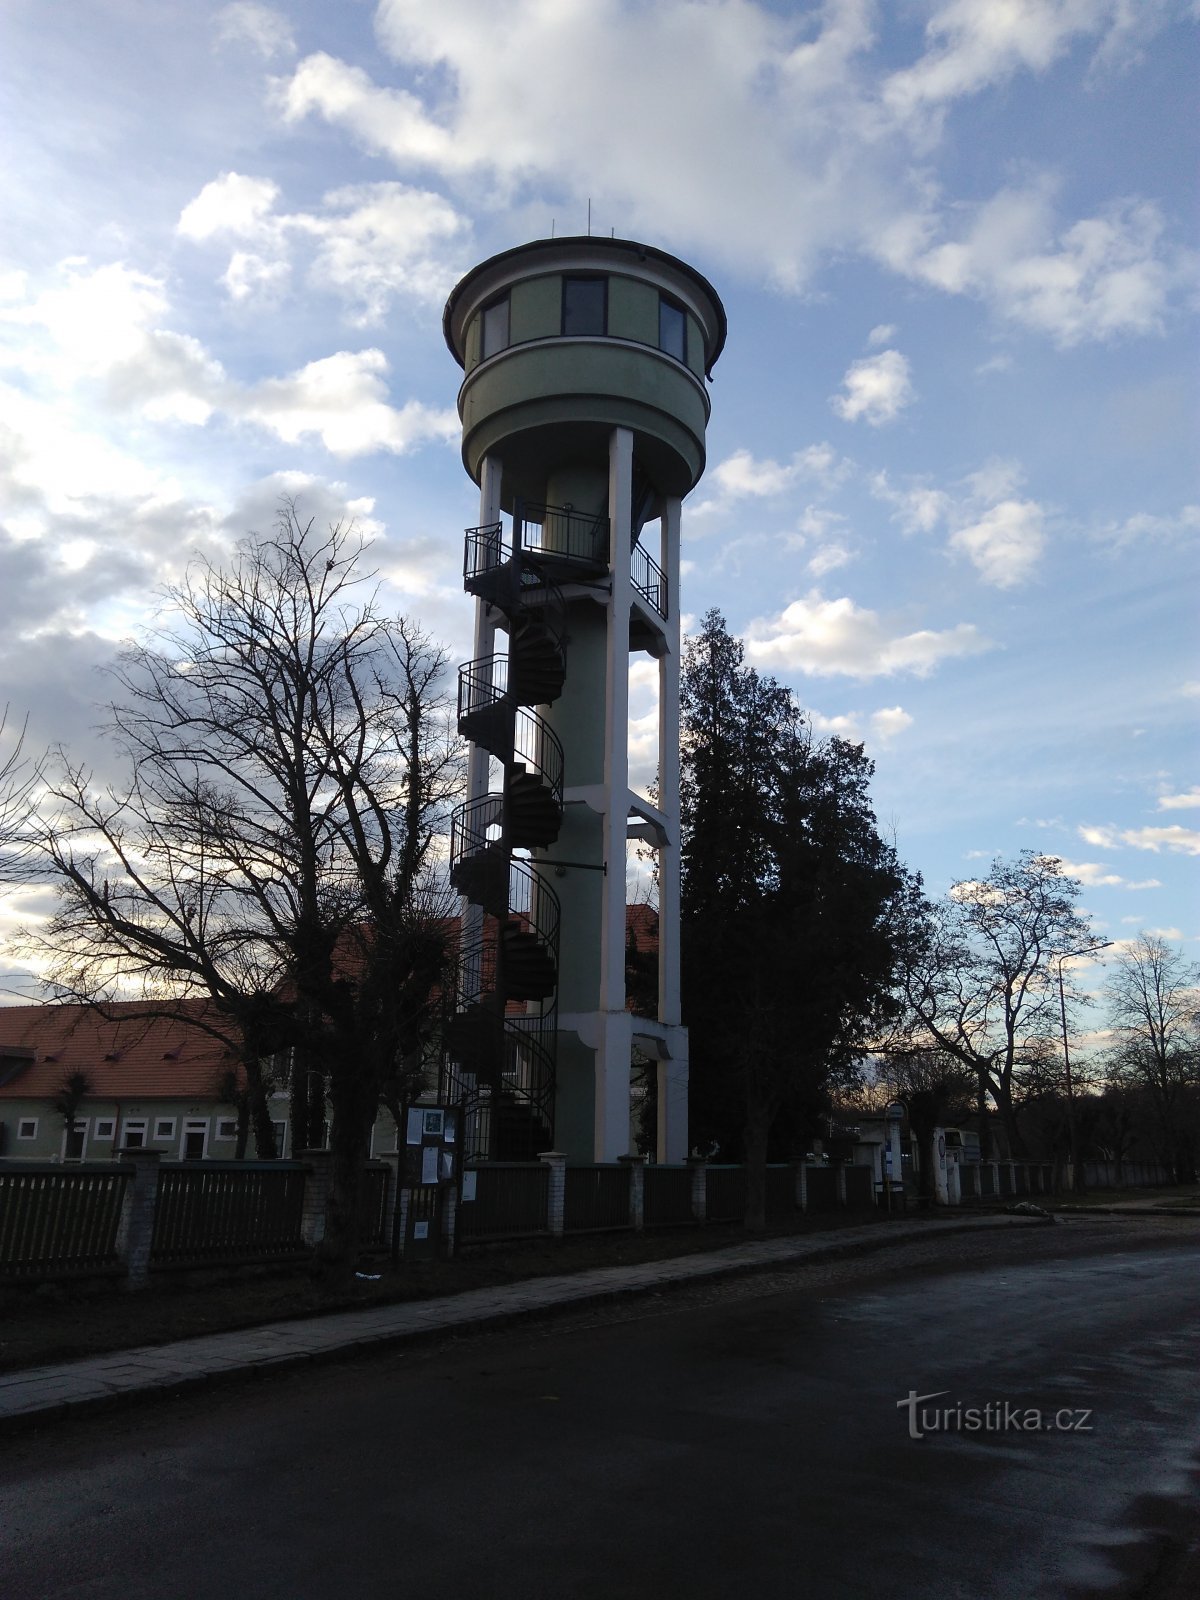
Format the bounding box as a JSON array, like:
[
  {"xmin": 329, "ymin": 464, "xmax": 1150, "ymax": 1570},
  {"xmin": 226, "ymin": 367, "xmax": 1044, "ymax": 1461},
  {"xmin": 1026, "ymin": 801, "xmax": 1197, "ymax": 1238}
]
[
  {"xmin": 658, "ymin": 296, "xmax": 686, "ymax": 362},
  {"xmin": 182, "ymin": 1119, "xmax": 208, "ymax": 1160},
  {"xmin": 94, "ymin": 1118, "xmax": 116, "ymax": 1141},
  {"xmin": 481, "ymin": 295, "xmax": 510, "ymax": 359},
  {"xmin": 121, "ymin": 1118, "xmax": 148, "ymax": 1150},
  {"xmin": 562, "ymin": 276, "xmax": 606, "ymax": 336},
  {"xmin": 215, "ymin": 1117, "xmax": 238, "ymax": 1141},
  {"xmin": 272, "ymin": 1119, "xmax": 288, "ymax": 1158},
  {"xmin": 17, "ymin": 1117, "xmax": 37, "ymax": 1140},
  {"xmin": 153, "ymin": 1117, "xmax": 176, "ymax": 1141},
  {"xmin": 64, "ymin": 1119, "xmax": 87, "ymax": 1160}
]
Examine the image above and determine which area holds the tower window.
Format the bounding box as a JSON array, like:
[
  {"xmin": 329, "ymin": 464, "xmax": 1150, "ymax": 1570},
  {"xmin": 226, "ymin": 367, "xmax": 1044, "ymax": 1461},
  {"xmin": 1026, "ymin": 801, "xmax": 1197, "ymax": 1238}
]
[
  {"xmin": 481, "ymin": 295, "xmax": 510, "ymax": 359},
  {"xmin": 562, "ymin": 276, "xmax": 607, "ymax": 336},
  {"xmin": 659, "ymin": 296, "xmax": 686, "ymax": 362}
]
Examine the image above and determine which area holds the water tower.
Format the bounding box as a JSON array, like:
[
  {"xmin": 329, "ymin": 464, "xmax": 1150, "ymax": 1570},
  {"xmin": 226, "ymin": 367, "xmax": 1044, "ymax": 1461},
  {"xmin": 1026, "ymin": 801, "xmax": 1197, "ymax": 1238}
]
[{"xmin": 441, "ymin": 237, "xmax": 726, "ymax": 1164}]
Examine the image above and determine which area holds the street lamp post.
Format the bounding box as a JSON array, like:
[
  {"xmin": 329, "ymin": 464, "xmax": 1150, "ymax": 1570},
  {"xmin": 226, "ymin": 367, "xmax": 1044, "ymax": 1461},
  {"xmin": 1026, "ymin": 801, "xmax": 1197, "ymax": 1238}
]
[{"xmin": 1055, "ymin": 941, "xmax": 1113, "ymax": 1193}]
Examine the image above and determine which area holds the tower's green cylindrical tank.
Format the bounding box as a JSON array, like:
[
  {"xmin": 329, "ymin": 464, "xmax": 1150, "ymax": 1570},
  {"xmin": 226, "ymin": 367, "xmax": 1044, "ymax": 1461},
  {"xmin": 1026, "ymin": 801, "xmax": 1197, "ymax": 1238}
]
[{"xmin": 443, "ymin": 236, "xmax": 726, "ymax": 507}]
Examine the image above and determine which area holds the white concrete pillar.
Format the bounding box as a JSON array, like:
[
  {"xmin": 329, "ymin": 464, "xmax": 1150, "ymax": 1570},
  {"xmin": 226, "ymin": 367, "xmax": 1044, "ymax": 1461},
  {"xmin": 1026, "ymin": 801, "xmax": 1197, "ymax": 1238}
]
[
  {"xmin": 594, "ymin": 1010, "xmax": 633, "ymax": 1160},
  {"xmin": 593, "ymin": 427, "xmax": 634, "ymax": 1160},
  {"xmin": 656, "ymin": 1046, "xmax": 689, "ymax": 1164},
  {"xmin": 600, "ymin": 426, "xmax": 633, "ymax": 1014},
  {"xmin": 657, "ymin": 494, "xmax": 682, "ymax": 1029},
  {"xmin": 466, "ymin": 453, "xmax": 502, "ymax": 808}
]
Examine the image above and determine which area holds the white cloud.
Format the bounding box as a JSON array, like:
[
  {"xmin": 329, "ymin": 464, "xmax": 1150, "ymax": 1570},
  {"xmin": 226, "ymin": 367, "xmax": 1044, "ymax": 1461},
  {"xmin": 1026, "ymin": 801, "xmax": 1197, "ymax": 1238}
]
[
  {"xmin": 949, "ymin": 497, "xmax": 1045, "ymax": 587},
  {"xmin": 807, "ymin": 542, "xmax": 854, "ymax": 577},
  {"xmin": 808, "ymin": 704, "xmax": 913, "ymax": 746},
  {"xmin": 1097, "ymin": 504, "xmax": 1200, "ymax": 547},
  {"xmin": 870, "ymin": 705, "xmax": 914, "ymax": 741},
  {"xmin": 880, "ymin": 183, "xmax": 1191, "ymax": 346},
  {"xmin": 1120, "ymin": 825, "xmax": 1200, "ymax": 855},
  {"xmin": 867, "ymin": 323, "xmax": 896, "ymax": 346},
  {"xmin": 1079, "ymin": 822, "xmax": 1200, "ymax": 855},
  {"xmin": 237, "ymin": 351, "xmax": 458, "ymax": 457},
  {"xmin": 1053, "ymin": 858, "xmax": 1164, "ymax": 890},
  {"xmin": 0, "ymin": 259, "xmax": 457, "ymax": 461},
  {"xmin": 215, "ymin": 3, "xmax": 295, "ymax": 60},
  {"xmin": 222, "ymin": 251, "xmax": 291, "ymax": 303},
  {"xmin": 691, "ymin": 444, "xmax": 845, "ymax": 526},
  {"xmin": 268, "ymin": 5, "xmax": 1193, "ymax": 338},
  {"xmin": 177, "ymin": 174, "xmax": 469, "ymax": 319},
  {"xmin": 745, "ymin": 590, "xmax": 990, "ymax": 679},
  {"xmin": 178, "ymin": 173, "xmax": 282, "ymax": 242},
  {"xmin": 1158, "ymin": 788, "xmax": 1200, "ymax": 811},
  {"xmin": 871, "ymin": 473, "xmax": 951, "ymax": 535},
  {"xmin": 831, "ymin": 349, "xmax": 914, "ymax": 425},
  {"xmin": 882, "ymin": 0, "xmax": 1189, "ymax": 132},
  {"xmin": 873, "ymin": 459, "xmax": 1048, "ymax": 586}
]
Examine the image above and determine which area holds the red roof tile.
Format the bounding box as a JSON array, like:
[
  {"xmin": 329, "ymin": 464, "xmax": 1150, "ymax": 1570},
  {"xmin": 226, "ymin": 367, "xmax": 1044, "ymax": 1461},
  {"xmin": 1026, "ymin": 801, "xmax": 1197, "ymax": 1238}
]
[{"xmin": 0, "ymin": 1000, "xmax": 240, "ymax": 1101}]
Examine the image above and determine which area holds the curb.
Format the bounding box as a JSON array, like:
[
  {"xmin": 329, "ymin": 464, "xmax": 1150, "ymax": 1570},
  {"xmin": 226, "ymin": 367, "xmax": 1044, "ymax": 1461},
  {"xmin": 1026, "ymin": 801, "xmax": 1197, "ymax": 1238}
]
[{"xmin": 0, "ymin": 1215, "xmax": 1052, "ymax": 1437}]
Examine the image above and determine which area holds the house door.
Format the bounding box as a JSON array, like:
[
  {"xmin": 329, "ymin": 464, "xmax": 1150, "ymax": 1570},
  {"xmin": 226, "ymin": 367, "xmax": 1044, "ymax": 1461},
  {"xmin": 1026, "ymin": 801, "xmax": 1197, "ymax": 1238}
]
[{"xmin": 182, "ymin": 1119, "xmax": 208, "ymax": 1160}]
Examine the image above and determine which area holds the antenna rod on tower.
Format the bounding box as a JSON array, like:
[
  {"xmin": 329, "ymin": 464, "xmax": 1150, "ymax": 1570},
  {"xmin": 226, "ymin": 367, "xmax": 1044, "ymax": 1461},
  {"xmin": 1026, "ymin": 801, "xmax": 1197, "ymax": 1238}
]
[{"xmin": 587, "ymin": 198, "xmax": 591, "ymax": 236}]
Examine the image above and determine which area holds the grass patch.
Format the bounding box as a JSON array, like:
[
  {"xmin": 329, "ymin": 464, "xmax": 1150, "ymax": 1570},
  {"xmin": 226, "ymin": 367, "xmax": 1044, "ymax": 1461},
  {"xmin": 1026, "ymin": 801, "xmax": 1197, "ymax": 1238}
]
[{"xmin": 0, "ymin": 1208, "xmax": 897, "ymax": 1375}]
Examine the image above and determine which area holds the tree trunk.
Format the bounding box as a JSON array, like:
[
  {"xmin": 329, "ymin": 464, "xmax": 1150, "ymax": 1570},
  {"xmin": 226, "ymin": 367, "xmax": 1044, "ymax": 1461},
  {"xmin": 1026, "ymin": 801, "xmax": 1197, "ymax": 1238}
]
[
  {"xmin": 743, "ymin": 1098, "xmax": 770, "ymax": 1233},
  {"xmin": 976, "ymin": 1072, "xmax": 991, "ymax": 1162},
  {"xmin": 234, "ymin": 1099, "xmax": 249, "ymax": 1161},
  {"xmin": 245, "ymin": 1056, "xmax": 276, "ymax": 1158},
  {"xmin": 317, "ymin": 1074, "xmax": 374, "ymax": 1276}
]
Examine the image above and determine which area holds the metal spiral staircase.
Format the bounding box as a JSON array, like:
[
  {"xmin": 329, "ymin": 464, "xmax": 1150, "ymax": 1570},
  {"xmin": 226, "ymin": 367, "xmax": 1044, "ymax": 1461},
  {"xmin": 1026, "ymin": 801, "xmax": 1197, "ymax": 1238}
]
[{"xmin": 444, "ymin": 502, "xmax": 607, "ymax": 1160}]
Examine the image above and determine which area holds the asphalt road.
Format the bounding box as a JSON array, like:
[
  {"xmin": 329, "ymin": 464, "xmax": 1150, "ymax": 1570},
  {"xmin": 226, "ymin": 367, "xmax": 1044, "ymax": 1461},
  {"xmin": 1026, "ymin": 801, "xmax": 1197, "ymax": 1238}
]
[{"xmin": 3, "ymin": 1219, "xmax": 1199, "ymax": 1600}]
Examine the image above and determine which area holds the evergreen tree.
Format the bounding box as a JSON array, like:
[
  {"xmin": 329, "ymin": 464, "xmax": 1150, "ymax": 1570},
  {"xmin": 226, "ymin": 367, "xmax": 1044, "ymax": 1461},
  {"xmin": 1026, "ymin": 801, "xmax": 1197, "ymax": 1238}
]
[{"xmin": 680, "ymin": 610, "xmax": 914, "ymax": 1228}]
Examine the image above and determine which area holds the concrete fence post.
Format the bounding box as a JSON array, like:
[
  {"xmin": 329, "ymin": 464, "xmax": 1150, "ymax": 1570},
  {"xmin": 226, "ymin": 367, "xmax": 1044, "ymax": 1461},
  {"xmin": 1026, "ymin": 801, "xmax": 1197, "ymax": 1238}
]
[
  {"xmin": 117, "ymin": 1149, "xmax": 161, "ymax": 1289},
  {"xmin": 620, "ymin": 1154, "xmax": 646, "ymax": 1231},
  {"xmin": 299, "ymin": 1149, "xmax": 334, "ymax": 1247},
  {"xmin": 688, "ymin": 1157, "xmax": 707, "ymax": 1223},
  {"xmin": 793, "ymin": 1160, "xmax": 807, "ymax": 1214},
  {"xmin": 539, "ymin": 1150, "xmax": 566, "ymax": 1238}
]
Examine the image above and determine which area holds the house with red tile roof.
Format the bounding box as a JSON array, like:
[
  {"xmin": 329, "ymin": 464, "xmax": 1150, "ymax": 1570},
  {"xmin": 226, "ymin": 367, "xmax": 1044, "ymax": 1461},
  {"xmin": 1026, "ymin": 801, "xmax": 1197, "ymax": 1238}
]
[{"xmin": 0, "ymin": 999, "xmax": 261, "ymax": 1162}]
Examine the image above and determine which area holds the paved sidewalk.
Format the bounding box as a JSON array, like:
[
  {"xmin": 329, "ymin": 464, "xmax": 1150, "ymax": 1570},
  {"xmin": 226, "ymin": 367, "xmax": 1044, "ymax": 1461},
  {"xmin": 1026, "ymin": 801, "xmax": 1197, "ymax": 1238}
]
[{"xmin": 0, "ymin": 1214, "xmax": 1044, "ymax": 1433}]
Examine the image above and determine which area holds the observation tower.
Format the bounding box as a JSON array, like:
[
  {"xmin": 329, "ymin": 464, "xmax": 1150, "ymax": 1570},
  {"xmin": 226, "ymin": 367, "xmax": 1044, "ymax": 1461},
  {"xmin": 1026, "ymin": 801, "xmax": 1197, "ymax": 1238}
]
[{"xmin": 441, "ymin": 237, "xmax": 726, "ymax": 1163}]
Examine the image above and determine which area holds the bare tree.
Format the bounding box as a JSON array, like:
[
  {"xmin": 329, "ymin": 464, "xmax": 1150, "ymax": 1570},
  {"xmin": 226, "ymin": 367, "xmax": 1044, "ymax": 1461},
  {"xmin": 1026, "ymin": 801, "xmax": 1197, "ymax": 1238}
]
[
  {"xmin": 29, "ymin": 506, "xmax": 461, "ymax": 1271},
  {"xmin": 897, "ymin": 852, "xmax": 1094, "ymax": 1158},
  {"xmin": 1105, "ymin": 935, "xmax": 1200, "ymax": 1182},
  {"xmin": 0, "ymin": 706, "xmax": 39, "ymax": 886}
]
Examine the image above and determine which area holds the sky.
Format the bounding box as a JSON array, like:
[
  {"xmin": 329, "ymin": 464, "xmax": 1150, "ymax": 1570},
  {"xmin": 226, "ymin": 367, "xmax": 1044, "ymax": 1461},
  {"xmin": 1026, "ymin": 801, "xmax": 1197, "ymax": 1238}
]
[{"xmin": 0, "ymin": 0, "xmax": 1196, "ymax": 1016}]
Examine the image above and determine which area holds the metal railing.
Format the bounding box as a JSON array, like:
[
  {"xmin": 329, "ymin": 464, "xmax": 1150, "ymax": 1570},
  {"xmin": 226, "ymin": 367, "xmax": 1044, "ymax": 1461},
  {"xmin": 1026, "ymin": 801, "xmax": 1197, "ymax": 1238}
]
[
  {"xmin": 643, "ymin": 1164, "xmax": 694, "ymax": 1226},
  {"xmin": 843, "ymin": 1166, "xmax": 874, "ymax": 1208},
  {"xmin": 512, "ymin": 708, "xmax": 564, "ymax": 806},
  {"xmin": 464, "ymin": 520, "xmax": 508, "ymax": 584},
  {"xmin": 804, "ymin": 1165, "xmax": 839, "ymax": 1211},
  {"xmin": 458, "ymin": 652, "xmax": 509, "ymax": 720},
  {"xmin": 631, "ymin": 542, "xmax": 667, "ymax": 618},
  {"xmin": 457, "ymin": 1162, "xmax": 550, "ymax": 1239},
  {"xmin": 518, "ymin": 501, "xmax": 608, "ymax": 568},
  {"xmin": 564, "ymin": 1164, "xmax": 632, "ymax": 1231},
  {"xmin": 0, "ymin": 1164, "xmax": 130, "ymax": 1277},
  {"xmin": 508, "ymin": 859, "xmax": 560, "ymax": 959},
  {"xmin": 704, "ymin": 1164, "xmax": 748, "ymax": 1221},
  {"xmin": 151, "ymin": 1162, "xmax": 307, "ymax": 1264}
]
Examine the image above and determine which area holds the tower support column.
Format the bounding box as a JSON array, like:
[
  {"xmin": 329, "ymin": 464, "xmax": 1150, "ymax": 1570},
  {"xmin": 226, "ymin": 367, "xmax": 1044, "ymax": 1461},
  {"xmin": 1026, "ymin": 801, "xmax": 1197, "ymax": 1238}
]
[{"xmin": 594, "ymin": 425, "xmax": 634, "ymax": 1160}]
